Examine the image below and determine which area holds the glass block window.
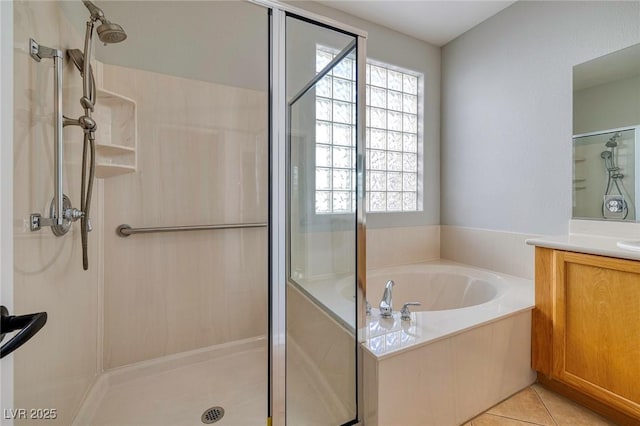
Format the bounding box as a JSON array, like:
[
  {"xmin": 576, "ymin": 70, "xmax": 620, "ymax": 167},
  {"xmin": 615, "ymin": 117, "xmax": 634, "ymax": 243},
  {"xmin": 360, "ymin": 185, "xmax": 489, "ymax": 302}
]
[{"xmin": 315, "ymin": 46, "xmax": 422, "ymax": 214}]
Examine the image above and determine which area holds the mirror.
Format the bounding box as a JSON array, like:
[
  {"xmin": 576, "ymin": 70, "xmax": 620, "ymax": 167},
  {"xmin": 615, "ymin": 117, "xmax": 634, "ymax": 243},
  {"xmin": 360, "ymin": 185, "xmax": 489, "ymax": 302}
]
[{"xmin": 573, "ymin": 43, "xmax": 640, "ymax": 222}]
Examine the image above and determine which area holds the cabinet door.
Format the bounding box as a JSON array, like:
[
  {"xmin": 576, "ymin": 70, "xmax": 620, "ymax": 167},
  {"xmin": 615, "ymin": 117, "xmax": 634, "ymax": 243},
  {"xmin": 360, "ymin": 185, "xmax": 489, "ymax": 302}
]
[{"xmin": 552, "ymin": 251, "xmax": 640, "ymax": 418}]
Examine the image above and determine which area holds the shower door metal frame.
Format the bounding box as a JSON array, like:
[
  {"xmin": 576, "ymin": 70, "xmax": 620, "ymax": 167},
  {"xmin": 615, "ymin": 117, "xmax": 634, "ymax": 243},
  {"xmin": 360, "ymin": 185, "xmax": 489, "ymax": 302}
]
[
  {"xmin": 0, "ymin": 0, "xmax": 15, "ymax": 421},
  {"xmin": 269, "ymin": 7, "xmax": 287, "ymax": 425},
  {"xmin": 250, "ymin": 1, "xmax": 367, "ymax": 424}
]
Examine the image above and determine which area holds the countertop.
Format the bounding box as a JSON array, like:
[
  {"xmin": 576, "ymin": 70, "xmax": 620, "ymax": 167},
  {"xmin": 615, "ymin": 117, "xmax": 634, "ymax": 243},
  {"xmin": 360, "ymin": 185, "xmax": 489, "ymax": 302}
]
[{"xmin": 526, "ymin": 234, "xmax": 640, "ymax": 261}]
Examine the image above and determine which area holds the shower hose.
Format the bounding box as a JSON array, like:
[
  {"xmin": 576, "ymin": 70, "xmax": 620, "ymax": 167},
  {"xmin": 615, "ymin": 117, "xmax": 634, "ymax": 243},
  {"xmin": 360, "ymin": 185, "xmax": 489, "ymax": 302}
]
[{"xmin": 80, "ymin": 131, "xmax": 96, "ymax": 271}]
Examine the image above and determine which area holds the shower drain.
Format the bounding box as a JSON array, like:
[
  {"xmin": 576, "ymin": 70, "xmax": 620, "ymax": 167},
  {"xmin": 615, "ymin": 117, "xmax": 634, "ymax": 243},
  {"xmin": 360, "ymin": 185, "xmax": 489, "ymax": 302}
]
[{"xmin": 201, "ymin": 406, "xmax": 225, "ymax": 424}]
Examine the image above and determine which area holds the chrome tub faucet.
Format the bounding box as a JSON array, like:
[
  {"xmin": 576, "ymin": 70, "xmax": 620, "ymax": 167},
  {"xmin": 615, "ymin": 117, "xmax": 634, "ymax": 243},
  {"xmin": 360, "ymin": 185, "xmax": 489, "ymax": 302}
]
[{"xmin": 379, "ymin": 280, "xmax": 395, "ymax": 318}]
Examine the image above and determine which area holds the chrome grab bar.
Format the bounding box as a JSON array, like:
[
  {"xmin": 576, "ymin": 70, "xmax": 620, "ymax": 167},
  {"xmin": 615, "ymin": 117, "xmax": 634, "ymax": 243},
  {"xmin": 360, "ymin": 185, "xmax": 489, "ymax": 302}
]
[{"xmin": 116, "ymin": 222, "xmax": 268, "ymax": 237}]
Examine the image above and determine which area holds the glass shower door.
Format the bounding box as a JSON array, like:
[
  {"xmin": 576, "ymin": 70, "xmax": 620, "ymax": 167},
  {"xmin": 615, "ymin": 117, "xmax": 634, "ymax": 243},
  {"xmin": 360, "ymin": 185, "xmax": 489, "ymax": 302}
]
[{"xmin": 284, "ymin": 14, "xmax": 364, "ymax": 426}]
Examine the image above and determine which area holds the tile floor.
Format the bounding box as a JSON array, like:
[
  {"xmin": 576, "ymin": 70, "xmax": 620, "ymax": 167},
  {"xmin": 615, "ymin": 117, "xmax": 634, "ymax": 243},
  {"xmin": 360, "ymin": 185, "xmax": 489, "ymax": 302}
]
[{"xmin": 464, "ymin": 384, "xmax": 618, "ymax": 425}]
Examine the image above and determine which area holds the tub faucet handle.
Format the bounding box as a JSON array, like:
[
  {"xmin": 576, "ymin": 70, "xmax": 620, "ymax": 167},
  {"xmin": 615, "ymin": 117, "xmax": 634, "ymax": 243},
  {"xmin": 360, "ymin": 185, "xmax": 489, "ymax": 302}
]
[
  {"xmin": 366, "ymin": 300, "xmax": 372, "ymax": 316},
  {"xmin": 401, "ymin": 302, "xmax": 421, "ymax": 321}
]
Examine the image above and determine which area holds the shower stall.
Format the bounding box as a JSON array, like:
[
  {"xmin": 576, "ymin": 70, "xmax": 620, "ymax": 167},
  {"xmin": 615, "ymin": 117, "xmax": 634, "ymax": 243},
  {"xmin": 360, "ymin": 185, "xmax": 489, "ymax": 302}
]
[{"xmin": 2, "ymin": 1, "xmax": 366, "ymax": 425}]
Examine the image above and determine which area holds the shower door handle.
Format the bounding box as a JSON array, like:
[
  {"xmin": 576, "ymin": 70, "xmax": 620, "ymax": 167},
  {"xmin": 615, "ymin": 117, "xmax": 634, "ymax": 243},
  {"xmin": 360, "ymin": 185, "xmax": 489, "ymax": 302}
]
[{"xmin": 0, "ymin": 305, "xmax": 48, "ymax": 359}]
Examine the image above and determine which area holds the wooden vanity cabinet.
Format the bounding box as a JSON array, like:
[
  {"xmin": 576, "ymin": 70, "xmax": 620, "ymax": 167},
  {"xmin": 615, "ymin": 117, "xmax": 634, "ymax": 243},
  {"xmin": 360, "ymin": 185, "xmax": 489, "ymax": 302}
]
[{"xmin": 532, "ymin": 247, "xmax": 640, "ymax": 425}]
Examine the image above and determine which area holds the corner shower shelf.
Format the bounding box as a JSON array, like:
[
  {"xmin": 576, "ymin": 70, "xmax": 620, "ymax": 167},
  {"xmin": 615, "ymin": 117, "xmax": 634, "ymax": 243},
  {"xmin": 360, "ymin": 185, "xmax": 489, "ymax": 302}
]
[
  {"xmin": 95, "ymin": 143, "xmax": 135, "ymax": 157},
  {"xmin": 93, "ymin": 88, "xmax": 137, "ymax": 178},
  {"xmin": 95, "ymin": 164, "xmax": 137, "ymax": 179}
]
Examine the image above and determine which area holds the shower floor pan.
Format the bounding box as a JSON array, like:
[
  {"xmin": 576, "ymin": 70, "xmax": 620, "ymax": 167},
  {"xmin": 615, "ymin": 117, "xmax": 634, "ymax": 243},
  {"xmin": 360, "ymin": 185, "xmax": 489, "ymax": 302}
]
[{"xmin": 75, "ymin": 337, "xmax": 267, "ymax": 426}]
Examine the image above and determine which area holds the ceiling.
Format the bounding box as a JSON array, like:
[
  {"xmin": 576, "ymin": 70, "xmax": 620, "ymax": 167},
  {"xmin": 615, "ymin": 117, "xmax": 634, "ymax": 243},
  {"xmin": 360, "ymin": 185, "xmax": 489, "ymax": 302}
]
[{"xmin": 314, "ymin": 0, "xmax": 516, "ymax": 46}]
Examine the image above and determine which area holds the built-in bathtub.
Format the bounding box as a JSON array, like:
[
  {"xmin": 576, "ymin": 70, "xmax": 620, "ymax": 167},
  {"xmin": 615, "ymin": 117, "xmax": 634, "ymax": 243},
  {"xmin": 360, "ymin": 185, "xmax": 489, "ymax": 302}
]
[
  {"xmin": 366, "ymin": 264, "xmax": 499, "ymax": 311},
  {"xmin": 363, "ymin": 262, "xmax": 534, "ymax": 358},
  {"xmin": 294, "ymin": 260, "xmax": 536, "ymax": 425}
]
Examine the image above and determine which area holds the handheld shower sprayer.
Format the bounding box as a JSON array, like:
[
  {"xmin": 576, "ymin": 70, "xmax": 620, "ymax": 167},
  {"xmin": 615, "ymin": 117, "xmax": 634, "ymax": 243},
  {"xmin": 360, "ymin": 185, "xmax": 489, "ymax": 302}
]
[
  {"xmin": 64, "ymin": 1, "xmax": 127, "ymax": 270},
  {"xmin": 67, "ymin": 49, "xmax": 96, "ymax": 110}
]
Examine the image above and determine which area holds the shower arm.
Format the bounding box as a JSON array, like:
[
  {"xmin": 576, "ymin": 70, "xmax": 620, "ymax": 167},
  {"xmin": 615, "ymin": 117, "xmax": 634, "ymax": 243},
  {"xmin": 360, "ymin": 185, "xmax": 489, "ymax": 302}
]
[
  {"xmin": 29, "ymin": 39, "xmax": 84, "ymax": 235},
  {"xmin": 82, "ymin": 20, "xmax": 96, "ymax": 113}
]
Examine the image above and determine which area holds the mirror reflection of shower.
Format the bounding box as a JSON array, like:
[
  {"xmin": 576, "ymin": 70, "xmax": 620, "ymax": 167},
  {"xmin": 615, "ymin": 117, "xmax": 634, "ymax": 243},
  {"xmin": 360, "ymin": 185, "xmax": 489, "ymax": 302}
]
[
  {"xmin": 65, "ymin": 0, "xmax": 127, "ymax": 270},
  {"xmin": 572, "ymin": 127, "xmax": 638, "ymax": 222},
  {"xmin": 600, "ymin": 132, "xmax": 629, "ymax": 219}
]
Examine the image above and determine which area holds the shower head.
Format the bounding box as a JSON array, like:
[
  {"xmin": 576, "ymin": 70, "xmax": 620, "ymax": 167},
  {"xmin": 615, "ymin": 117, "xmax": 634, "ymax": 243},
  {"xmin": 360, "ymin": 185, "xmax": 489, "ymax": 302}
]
[
  {"xmin": 606, "ymin": 132, "xmax": 621, "ymax": 148},
  {"xmin": 82, "ymin": 0, "xmax": 127, "ymax": 44},
  {"xmin": 96, "ymin": 21, "xmax": 127, "ymax": 44}
]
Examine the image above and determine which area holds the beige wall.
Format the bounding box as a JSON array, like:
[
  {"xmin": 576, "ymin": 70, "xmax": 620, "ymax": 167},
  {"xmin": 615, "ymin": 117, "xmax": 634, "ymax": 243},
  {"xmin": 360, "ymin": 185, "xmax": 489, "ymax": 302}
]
[
  {"xmin": 13, "ymin": 1, "xmax": 101, "ymax": 424},
  {"xmin": 100, "ymin": 64, "xmax": 268, "ymax": 368},
  {"xmin": 367, "ymin": 225, "xmax": 440, "ymax": 270},
  {"xmin": 441, "ymin": 226, "xmax": 538, "ymax": 280}
]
